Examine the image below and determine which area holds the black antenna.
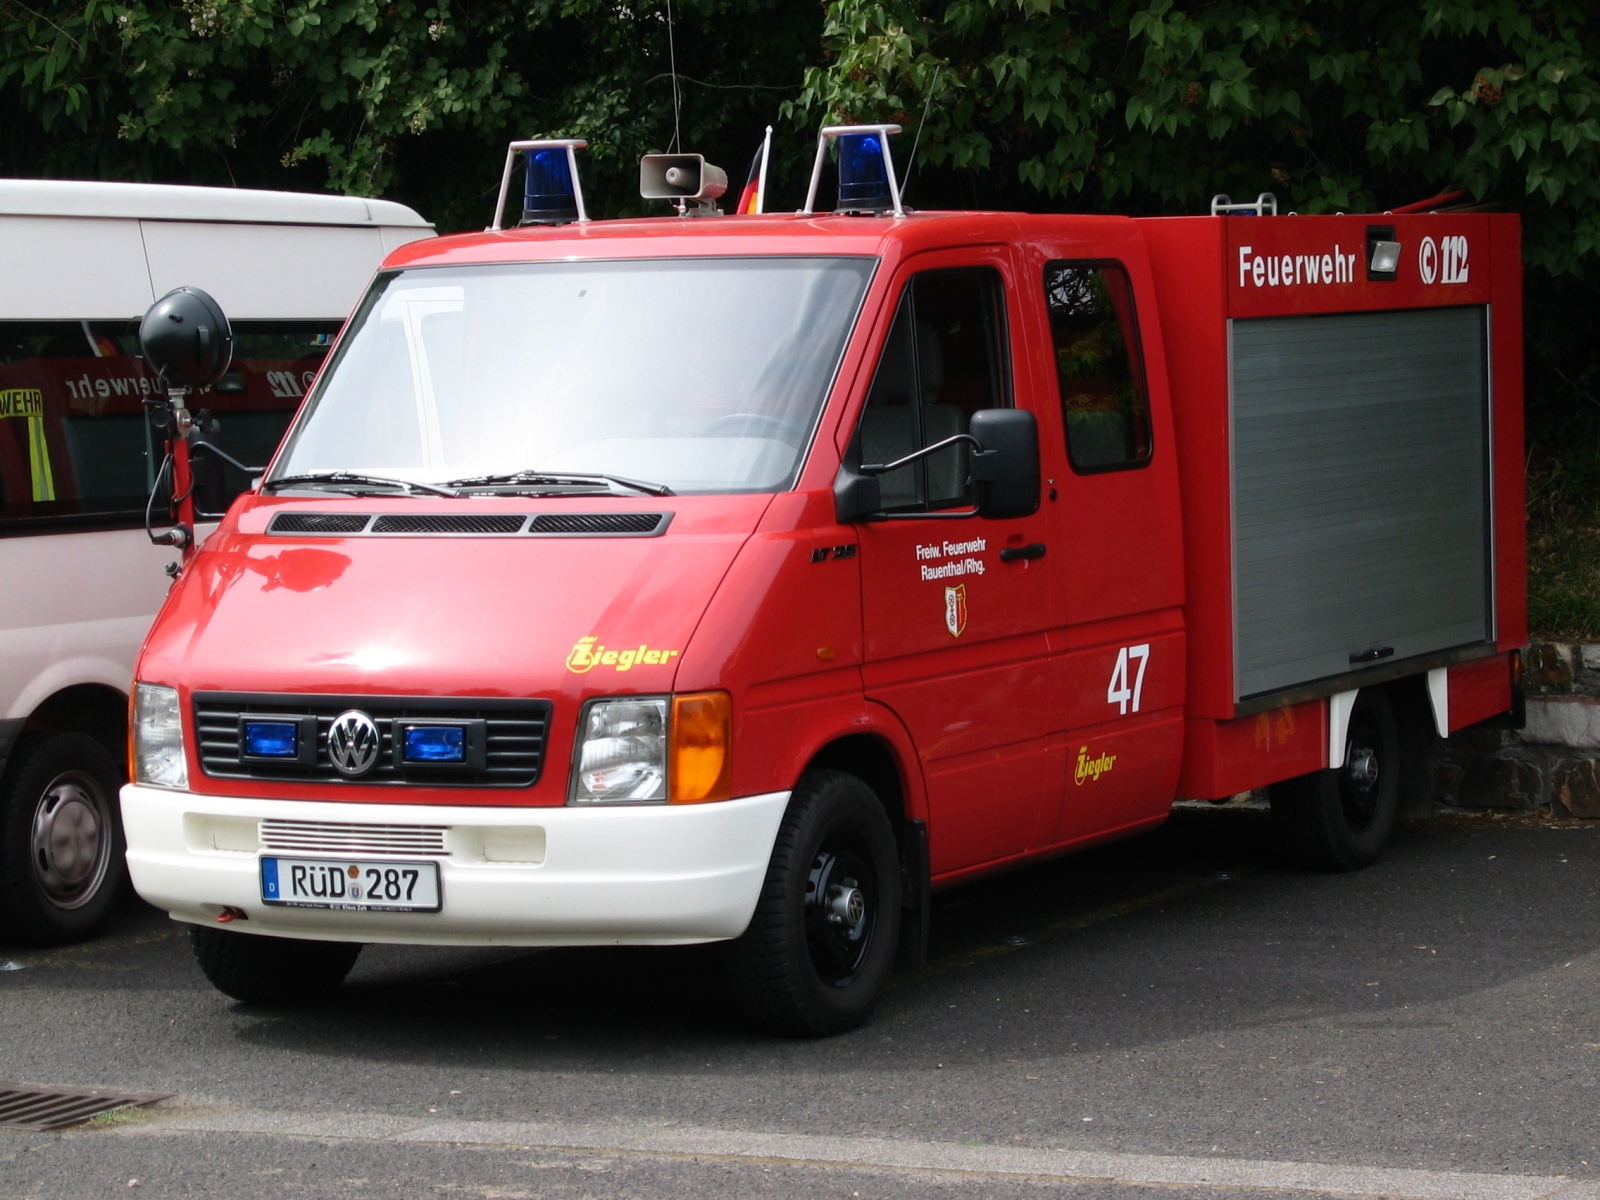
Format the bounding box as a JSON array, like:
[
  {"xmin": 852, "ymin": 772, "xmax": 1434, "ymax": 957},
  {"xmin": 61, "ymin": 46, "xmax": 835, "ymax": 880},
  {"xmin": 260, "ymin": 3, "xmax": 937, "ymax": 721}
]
[
  {"xmin": 901, "ymin": 65, "xmax": 942, "ymax": 203},
  {"xmin": 666, "ymin": 0, "xmax": 682, "ymax": 153}
]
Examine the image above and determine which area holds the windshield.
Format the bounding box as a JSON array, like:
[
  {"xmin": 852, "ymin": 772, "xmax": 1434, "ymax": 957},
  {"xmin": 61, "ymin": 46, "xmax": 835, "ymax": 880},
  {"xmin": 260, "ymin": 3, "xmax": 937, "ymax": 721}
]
[{"xmin": 271, "ymin": 256, "xmax": 875, "ymax": 494}]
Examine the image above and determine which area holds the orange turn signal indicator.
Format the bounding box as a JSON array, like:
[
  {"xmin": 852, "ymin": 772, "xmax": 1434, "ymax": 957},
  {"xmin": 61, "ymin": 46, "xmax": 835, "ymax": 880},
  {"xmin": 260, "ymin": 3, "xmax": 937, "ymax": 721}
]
[{"xmin": 669, "ymin": 691, "xmax": 732, "ymax": 804}]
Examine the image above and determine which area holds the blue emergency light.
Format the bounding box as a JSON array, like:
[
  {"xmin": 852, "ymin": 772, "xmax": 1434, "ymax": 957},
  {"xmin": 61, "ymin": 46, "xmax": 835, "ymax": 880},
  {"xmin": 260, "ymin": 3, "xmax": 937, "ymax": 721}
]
[
  {"xmin": 243, "ymin": 721, "xmax": 298, "ymax": 758},
  {"xmin": 487, "ymin": 138, "xmax": 589, "ymax": 230},
  {"xmin": 402, "ymin": 725, "xmax": 466, "ymax": 764},
  {"xmin": 523, "ymin": 148, "xmax": 579, "ymax": 225},
  {"xmin": 802, "ymin": 124, "xmax": 905, "ymax": 218},
  {"xmin": 837, "ymin": 134, "xmax": 892, "ymax": 212}
]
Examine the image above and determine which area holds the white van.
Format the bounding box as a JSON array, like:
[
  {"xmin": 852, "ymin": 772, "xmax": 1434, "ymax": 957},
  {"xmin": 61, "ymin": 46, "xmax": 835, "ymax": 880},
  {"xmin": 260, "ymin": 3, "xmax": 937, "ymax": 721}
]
[{"xmin": 0, "ymin": 180, "xmax": 431, "ymax": 943}]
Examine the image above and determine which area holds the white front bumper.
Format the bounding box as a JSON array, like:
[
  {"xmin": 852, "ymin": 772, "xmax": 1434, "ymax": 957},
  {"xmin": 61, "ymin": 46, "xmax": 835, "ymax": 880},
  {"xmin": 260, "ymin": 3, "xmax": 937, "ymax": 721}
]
[{"xmin": 120, "ymin": 785, "xmax": 790, "ymax": 947}]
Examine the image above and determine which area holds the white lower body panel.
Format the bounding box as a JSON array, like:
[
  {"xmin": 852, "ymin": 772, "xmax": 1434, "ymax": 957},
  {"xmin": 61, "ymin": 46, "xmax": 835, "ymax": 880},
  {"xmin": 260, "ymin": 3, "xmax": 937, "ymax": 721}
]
[{"xmin": 121, "ymin": 785, "xmax": 790, "ymax": 946}]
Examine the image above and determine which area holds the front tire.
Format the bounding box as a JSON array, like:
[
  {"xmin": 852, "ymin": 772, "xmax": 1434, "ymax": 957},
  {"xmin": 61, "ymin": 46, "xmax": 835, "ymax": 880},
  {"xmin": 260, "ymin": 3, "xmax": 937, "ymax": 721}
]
[
  {"xmin": 0, "ymin": 732, "xmax": 127, "ymax": 944},
  {"xmin": 724, "ymin": 770, "xmax": 901, "ymax": 1036},
  {"xmin": 191, "ymin": 925, "xmax": 361, "ymax": 1005},
  {"xmin": 1270, "ymin": 688, "xmax": 1401, "ymax": 871}
]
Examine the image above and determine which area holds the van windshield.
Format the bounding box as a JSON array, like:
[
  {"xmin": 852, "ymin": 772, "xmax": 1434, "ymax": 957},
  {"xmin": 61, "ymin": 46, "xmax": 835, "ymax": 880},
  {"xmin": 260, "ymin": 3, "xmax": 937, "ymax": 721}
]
[{"xmin": 271, "ymin": 256, "xmax": 876, "ymax": 495}]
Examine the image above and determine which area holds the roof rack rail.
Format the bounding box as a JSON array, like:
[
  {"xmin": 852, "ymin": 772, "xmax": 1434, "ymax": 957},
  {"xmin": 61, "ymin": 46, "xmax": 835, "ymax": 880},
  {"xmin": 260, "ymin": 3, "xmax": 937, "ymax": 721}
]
[{"xmin": 1210, "ymin": 193, "xmax": 1278, "ymax": 217}]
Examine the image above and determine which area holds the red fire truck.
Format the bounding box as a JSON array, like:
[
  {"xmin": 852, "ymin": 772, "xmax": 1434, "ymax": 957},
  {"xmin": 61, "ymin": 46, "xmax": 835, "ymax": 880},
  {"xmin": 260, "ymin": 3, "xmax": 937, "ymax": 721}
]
[{"xmin": 121, "ymin": 130, "xmax": 1523, "ymax": 1035}]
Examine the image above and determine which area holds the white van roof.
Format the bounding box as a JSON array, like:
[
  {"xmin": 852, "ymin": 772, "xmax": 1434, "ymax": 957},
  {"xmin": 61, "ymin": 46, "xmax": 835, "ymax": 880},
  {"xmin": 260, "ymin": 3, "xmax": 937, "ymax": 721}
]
[{"xmin": 0, "ymin": 178, "xmax": 430, "ymax": 227}]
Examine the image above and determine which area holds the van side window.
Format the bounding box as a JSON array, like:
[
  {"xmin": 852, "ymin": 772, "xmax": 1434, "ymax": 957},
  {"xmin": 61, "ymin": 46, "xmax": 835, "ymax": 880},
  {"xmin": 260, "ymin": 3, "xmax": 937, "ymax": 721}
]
[
  {"xmin": 1043, "ymin": 263, "xmax": 1152, "ymax": 472},
  {"xmin": 857, "ymin": 267, "xmax": 1009, "ymax": 512},
  {"xmin": 0, "ymin": 321, "xmax": 340, "ymax": 532}
]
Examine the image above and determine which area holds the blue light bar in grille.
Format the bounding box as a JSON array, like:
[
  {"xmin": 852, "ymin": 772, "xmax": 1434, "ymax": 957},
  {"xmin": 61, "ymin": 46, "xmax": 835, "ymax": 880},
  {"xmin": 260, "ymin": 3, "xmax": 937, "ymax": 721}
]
[
  {"xmin": 403, "ymin": 725, "xmax": 466, "ymax": 763},
  {"xmin": 243, "ymin": 721, "xmax": 298, "ymax": 758}
]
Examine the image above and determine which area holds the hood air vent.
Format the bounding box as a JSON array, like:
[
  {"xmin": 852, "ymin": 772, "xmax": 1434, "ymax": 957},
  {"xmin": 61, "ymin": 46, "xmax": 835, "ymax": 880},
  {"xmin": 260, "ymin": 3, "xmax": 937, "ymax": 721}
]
[
  {"xmin": 270, "ymin": 512, "xmax": 370, "ymax": 534},
  {"xmin": 371, "ymin": 514, "xmax": 524, "ymax": 534},
  {"xmin": 268, "ymin": 512, "xmax": 671, "ymax": 537},
  {"xmin": 529, "ymin": 512, "xmax": 665, "ymax": 535}
]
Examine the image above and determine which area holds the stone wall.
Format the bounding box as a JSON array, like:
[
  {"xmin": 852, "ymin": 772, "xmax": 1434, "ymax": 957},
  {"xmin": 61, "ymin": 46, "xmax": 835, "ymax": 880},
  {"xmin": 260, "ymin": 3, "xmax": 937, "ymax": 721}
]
[{"xmin": 1431, "ymin": 642, "xmax": 1600, "ymax": 817}]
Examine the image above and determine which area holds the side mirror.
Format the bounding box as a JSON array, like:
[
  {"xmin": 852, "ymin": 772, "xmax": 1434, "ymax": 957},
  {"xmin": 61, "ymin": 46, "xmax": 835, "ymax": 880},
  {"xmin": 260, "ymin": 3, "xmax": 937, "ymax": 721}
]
[
  {"xmin": 189, "ymin": 410, "xmax": 228, "ymax": 516},
  {"xmin": 970, "ymin": 408, "xmax": 1040, "ymax": 519},
  {"xmin": 139, "ymin": 287, "xmax": 233, "ymax": 389},
  {"xmin": 833, "ymin": 458, "xmax": 883, "ymax": 524}
]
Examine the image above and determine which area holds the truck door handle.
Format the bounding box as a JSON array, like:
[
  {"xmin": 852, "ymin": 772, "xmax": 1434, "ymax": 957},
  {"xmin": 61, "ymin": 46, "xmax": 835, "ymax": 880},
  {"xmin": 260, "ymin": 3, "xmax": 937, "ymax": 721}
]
[{"xmin": 1000, "ymin": 543, "xmax": 1047, "ymax": 562}]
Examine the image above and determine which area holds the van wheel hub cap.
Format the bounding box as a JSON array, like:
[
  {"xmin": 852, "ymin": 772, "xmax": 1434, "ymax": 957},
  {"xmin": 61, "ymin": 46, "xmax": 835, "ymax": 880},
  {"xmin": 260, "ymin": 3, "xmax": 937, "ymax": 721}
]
[{"xmin": 31, "ymin": 774, "xmax": 110, "ymax": 909}]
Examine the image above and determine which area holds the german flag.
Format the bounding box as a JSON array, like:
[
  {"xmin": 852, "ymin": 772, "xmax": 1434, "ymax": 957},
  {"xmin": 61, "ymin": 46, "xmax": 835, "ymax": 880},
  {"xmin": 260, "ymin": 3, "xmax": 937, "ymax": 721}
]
[
  {"xmin": 735, "ymin": 127, "xmax": 771, "ymax": 215},
  {"xmin": 736, "ymin": 143, "xmax": 763, "ymax": 214}
]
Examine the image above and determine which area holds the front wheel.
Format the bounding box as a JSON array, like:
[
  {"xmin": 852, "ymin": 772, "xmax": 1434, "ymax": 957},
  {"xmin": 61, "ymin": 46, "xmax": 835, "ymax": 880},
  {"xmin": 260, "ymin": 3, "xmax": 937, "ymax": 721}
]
[
  {"xmin": 1269, "ymin": 688, "xmax": 1401, "ymax": 871},
  {"xmin": 191, "ymin": 925, "xmax": 362, "ymax": 1005},
  {"xmin": 0, "ymin": 732, "xmax": 127, "ymax": 944},
  {"xmin": 724, "ymin": 770, "xmax": 901, "ymax": 1036}
]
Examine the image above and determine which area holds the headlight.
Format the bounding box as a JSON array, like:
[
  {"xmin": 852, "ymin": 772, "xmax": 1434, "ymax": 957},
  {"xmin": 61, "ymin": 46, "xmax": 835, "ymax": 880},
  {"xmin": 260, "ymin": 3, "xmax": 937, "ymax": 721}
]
[
  {"xmin": 133, "ymin": 682, "xmax": 188, "ymax": 789},
  {"xmin": 569, "ymin": 691, "xmax": 733, "ymax": 805},
  {"xmin": 570, "ymin": 698, "xmax": 668, "ymax": 803}
]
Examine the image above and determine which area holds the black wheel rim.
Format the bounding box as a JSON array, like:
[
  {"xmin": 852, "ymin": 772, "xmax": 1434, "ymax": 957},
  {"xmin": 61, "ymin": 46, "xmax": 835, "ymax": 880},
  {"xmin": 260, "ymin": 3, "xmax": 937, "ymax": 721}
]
[
  {"xmin": 1339, "ymin": 711, "xmax": 1385, "ymax": 834},
  {"xmin": 803, "ymin": 829, "xmax": 878, "ymax": 988},
  {"xmin": 29, "ymin": 769, "xmax": 113, "ymax": 911}
]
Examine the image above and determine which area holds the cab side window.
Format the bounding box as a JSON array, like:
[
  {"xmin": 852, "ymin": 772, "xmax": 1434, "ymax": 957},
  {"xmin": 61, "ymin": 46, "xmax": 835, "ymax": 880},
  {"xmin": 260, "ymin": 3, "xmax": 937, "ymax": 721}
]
[
  {"xmin": 857, "ymin": 268, "xmax": 1008, "ymax": 512},
  {"xmin": 1044, "ymin": 263, "xmax": 1152, "ymax": 472}
]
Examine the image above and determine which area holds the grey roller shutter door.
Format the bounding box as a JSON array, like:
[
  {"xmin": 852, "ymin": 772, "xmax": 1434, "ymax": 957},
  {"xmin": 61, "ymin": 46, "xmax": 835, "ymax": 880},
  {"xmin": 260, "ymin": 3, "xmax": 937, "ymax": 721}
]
[{"xmin": 1231, "ymin": 306, "xmax": 1491, "ymax": 701}]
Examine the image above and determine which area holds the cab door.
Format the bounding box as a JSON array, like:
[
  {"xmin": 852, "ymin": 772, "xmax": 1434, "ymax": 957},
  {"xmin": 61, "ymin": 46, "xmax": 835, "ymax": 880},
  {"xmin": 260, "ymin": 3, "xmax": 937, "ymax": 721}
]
[
  {"xmin": 1023, "ymin": 255, "xmax": 1186, "ymax": 847},
  {"xmin": 852, "ymin": 249, "xmax": 1061, "ymax": 877}
]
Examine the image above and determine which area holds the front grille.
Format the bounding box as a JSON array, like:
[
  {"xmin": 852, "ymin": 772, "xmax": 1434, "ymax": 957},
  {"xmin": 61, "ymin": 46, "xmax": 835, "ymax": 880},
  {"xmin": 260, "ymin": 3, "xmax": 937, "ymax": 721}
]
[
  {"xmin": 195, "ymin": 693, "xmax": 552, "ymax": 788},
  {"xmin": 270, "ymin": 512, "xmax": 371, "ymax": 534},
  {"xmin": 371, "ymin": 514, "xmax": 525, "ymax": 534},
  {"xmin": 260, "ymin": 819, "xmax": 447, "ymax": 856},
  {"xmin": 529, "ymin": 512, "xmax": 667, "ymax": 535}
]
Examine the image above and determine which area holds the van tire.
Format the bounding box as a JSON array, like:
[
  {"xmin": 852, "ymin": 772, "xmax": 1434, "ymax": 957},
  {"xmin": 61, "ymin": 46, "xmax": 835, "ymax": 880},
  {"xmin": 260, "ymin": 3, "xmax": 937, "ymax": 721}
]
[
  {"xmin": 0, "ymin": 732, "xmax": 127, "ymax": 945},
  {"xmin": 1269, "ymin": 688, "xmax": 1401, "ymax": 871},
  {"xmin": 191, "ymin": 925, "xmax": 361, "ymax": 1005},
  {"xmin": 723, "ymin": 770, "xmax": 901, "ymax": 1036}
]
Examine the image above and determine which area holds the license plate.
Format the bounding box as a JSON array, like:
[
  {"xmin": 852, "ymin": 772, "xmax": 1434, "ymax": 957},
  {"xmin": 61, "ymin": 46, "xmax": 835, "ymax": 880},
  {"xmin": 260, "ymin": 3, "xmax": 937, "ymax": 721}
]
[{"xmin": 260, "ymin": 857, "xmax": 441, "ymax": 912}]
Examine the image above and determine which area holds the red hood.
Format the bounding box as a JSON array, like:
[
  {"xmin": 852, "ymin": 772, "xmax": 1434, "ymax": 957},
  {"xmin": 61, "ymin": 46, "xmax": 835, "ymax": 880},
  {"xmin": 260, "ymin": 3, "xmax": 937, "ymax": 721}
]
[{"xmin": 139, "ymin": 493, "xmax": 770, "ymax": 733}]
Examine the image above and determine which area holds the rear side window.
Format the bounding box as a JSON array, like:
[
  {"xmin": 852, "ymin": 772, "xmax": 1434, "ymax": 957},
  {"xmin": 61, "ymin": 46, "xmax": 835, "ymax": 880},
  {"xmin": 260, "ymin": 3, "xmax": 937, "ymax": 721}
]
[
  {"xmin": 857, "ymin": 267, "xmax": 1009, "ymax": 512},
  {"xmin": 1043, "ymin": 263, "xmax": 1152, "ymax": 472},
  {"xmin": 0, "ymin": 321, "xmax": 339, "ymax": 532}
]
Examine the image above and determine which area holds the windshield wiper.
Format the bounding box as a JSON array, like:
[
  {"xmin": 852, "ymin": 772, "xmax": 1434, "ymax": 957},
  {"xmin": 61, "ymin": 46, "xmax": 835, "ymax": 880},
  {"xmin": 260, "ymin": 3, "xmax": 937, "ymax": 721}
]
[
  {"xmin": 443, "ymin": 470, "xmax": 675, "ymax": 497},
  {"xmin": 263, "ymin": 472, "xmax": 460, "ymax": 498}
]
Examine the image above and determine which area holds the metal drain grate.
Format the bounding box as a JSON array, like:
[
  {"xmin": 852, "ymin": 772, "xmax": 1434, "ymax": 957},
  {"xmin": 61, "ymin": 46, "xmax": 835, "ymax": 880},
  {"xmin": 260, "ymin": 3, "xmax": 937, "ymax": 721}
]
[{"xmin": 0, "ymin": 1083, "xmax": 170, "ymax": 1131}]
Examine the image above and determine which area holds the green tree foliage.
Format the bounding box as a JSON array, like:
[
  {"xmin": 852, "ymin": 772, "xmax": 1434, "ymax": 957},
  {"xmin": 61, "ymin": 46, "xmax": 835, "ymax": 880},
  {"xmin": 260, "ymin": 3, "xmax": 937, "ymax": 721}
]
[
  {"xmin": 791, "ymin": 1, "xmax": 1599, "ymax": 277},
  {"xmin": 0, "ymin": 0, "xmax": 820, "ymax": 228}
]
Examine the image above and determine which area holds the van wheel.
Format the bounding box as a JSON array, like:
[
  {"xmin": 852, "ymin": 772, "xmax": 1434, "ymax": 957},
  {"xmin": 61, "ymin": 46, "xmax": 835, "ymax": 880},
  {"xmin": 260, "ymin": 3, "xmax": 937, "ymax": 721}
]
[
  {"xmin": 1270, "ymin": 689, "xmax": 1401, "ymax": 871},
  {"xmin": 0, "ymin": 732, "xmax": 127, "ymax": 945},
  {"xmin": 191, "ymin": 926, "xmax": 362, "ymax": 1005},
  {"xmin": 724, "ymin": 770, "xmax": 901, "ymax": 1036}
]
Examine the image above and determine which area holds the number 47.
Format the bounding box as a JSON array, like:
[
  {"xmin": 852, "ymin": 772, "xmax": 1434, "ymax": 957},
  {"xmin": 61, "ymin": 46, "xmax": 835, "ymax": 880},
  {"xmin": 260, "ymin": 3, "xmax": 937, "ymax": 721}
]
[{"xmin": 1107, "ymin": 644, "xmax": 1150, "ymax": 715}]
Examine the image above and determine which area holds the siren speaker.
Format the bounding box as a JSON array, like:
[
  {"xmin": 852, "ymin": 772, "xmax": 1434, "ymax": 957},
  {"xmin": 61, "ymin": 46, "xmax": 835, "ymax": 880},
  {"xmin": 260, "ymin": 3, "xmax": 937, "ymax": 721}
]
[{"xmin": 640, "ymin": 154, "xmax": 728, "ymax": 201}]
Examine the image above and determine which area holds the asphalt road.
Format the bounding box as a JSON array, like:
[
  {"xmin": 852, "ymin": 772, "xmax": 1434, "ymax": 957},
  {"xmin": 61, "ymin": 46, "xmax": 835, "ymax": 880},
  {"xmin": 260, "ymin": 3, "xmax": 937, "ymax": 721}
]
[{"xmin": 2, "ymin": 805, "xmax": 1597, "ymax": 1199}]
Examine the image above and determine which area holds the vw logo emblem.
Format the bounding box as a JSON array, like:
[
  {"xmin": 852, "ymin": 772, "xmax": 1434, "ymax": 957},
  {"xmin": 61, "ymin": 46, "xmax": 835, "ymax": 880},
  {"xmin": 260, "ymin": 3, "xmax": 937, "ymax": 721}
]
[{"xmin": 327, "ymin": 710, "xmax": 381, "ymax": 777}]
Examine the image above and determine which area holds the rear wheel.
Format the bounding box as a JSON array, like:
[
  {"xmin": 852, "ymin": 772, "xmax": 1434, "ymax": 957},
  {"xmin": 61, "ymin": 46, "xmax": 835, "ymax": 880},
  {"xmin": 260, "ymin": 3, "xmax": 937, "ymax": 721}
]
[
  {"xmin": 191, "ymin": 925, "xmax": 361, "ymax": 1005},
  {"xmin": 724, "ymin": 770, "xmax": 901, "ymax": 1036},
  {"xmin": 1270, "ymin": 688, "xmax": 1401, "ymax": 871},
  {"xmin": 0, "ymin": 732, "xmax": 127, "ymax": 944}
]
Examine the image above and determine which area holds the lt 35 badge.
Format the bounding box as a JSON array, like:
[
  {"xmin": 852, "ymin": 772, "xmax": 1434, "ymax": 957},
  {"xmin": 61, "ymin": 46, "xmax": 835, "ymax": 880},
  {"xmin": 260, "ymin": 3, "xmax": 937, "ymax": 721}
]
[{"xmin": 944, "ymin": 584, "xmax": 968, "ymax": 638}]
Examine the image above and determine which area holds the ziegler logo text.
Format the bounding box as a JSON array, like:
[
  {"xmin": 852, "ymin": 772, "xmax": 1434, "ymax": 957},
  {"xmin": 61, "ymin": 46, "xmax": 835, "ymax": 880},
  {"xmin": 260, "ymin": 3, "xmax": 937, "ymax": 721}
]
[
  {"xmin": 565, "ymin": 637, "xmax": 681, "ymax": 673},
  {"xmin": 1074, "ymin": 745, "xmax": 1117, "ymax": 786}
]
